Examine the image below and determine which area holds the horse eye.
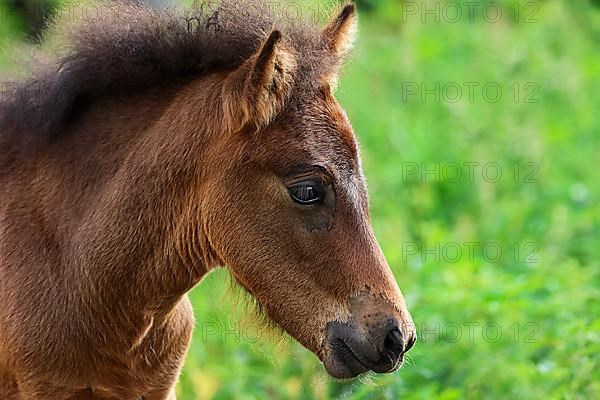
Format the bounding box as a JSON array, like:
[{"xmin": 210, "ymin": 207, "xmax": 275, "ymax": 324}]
[{"xmin": 288, "ymin": 181, "xmax": 324, "ymax": 205}]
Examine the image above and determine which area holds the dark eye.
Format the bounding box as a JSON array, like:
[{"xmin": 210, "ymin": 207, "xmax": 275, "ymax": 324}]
[{"xmin": 288, "ymin": 181, "xmax": 325, "ymax": 205}]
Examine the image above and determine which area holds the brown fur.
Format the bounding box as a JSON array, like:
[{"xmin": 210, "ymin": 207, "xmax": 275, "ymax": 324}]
[{"xmin": 0, "ymin": 1, "xmax": 415, "ymax": 398}]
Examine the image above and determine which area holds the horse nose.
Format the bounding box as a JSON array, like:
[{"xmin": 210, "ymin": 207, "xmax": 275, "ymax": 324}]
[
  {"xmin": 324, "ymin": 320, "xmax": 416, "ymax": 377},
  {"xmin": 405, "ymin": 330, "xmax": 417, "ymax": 352},
  {"xmin": 381, "ymin": 327, "xmax": 404, "ymax": 365},
  {"xmin": 375, "ymin": 324, "xmax": 416, "ymax": 372}
]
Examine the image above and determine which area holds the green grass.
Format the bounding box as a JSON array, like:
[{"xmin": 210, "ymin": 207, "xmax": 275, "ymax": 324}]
[{"xmin": 1, "ymin": 1, "xmax": 599, "ymax": 399}]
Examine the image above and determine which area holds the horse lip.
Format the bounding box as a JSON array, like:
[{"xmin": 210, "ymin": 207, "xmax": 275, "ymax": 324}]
[
  {"xmin": 324, "ymin": 336, "xmax": 370, "ymax": 378},
  {"xmin": 324, "ymin": 320, "xmax": 386, "ymax": 377},
  {"xmin": 335, "ymin": 337, "xmax": 370, "ymax": 369},
  {"xmin": 324, "ymin": 321, "xmax": 406, "ymax": 376},
  {"xmin": 389, "ymin": 352, "xmax": 405, "ymax": 372},
  {"xmin": 380, "ymin": 343, "xmax": 406, "ymax": 373}
]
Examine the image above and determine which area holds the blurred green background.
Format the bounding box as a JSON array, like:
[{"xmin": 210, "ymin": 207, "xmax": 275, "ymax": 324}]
[{"xmin": 1, "ymin": 0, "xmax": 599, "ymax": 398}]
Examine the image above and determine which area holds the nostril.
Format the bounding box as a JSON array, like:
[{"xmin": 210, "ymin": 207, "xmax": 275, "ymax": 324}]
[
  {"xmin": 382, "ymin": 328, "xmax": 404, "ymax": 363},
  {"xmin": 405, "ymin": 333, "xmax": 417, "ymax": 352},
  {"xmin": 384, "ymin": 328, "xmax": 403, "ymax": 350}
]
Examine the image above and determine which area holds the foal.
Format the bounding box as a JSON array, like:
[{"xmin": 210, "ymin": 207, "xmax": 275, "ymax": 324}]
[{"xmin": 0, "ymin": 1, "xmax": 415, "ymax": 398}]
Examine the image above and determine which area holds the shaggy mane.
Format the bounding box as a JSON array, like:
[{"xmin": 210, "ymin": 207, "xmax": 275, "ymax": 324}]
[{"xmin": 0, "ymin": 0, "xmax": 341, "ymax": 154}]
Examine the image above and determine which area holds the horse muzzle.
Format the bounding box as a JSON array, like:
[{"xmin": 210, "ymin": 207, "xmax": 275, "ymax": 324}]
[
  {"xmin": 321, "ymin": 291, "xmax": 416, "ymax": 378},
  {"xmin": 323, "ymin": 317, "xmax": 416, "ymax": 378}
]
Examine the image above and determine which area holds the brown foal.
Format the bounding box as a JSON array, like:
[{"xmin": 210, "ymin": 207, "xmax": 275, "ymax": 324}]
[{"xmin": 0, "ymin": 1, "xmax": 415, "ymax": 398}]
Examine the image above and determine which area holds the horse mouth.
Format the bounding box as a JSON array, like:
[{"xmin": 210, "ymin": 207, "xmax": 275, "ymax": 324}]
[
  {"xmin": 325, "ymin": 338, "xmax": 371, "ymax": 378},
  {"xmin": 322, "ymin": 319, "xmax": 411, "ymax": 379}
]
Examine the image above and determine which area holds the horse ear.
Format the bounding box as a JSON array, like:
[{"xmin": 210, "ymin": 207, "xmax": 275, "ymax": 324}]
[
  {"xmin": 323, "ymin": 3, "xmax": 358, "ymax": 57},
  {"xmin": 222, "ymin": 30, "xmax": 296, "ymax": 132}
]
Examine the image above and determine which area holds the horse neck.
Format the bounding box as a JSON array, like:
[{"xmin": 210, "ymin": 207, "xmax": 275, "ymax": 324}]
[{"xmin": 72, "ymin": 76, "xmax": 227, "ymax": 318}]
